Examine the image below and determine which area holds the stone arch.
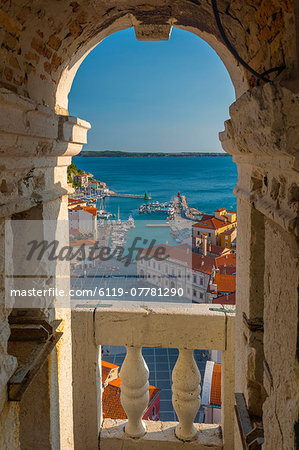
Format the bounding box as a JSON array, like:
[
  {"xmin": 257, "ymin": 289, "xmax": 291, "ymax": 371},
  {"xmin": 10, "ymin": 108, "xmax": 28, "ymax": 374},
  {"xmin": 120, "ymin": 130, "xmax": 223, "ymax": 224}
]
[
  {"xmin": 0, "ymin": 1, "xmax": 296, "ymax": 110},
  {"xmin": 55, "ymin": 18, "xmax": 247, "ymax": 113},
  {"xmin": 0, "ymin": 2, "xmax": 298, "ymax": 449}
]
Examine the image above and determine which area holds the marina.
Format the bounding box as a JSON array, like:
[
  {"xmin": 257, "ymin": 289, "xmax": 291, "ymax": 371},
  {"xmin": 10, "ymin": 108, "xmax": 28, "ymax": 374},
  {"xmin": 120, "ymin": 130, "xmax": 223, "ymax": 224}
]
[{"xmin": 139, "ymin": 200, "xmax": 175, "ymax": 218}]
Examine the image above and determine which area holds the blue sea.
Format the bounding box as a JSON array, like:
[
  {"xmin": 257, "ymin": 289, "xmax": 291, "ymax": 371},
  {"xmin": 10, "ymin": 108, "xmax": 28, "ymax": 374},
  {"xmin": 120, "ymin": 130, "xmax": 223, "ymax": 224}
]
[
  {"xmin": 73, "ymin": 156, "xmax": 237, "ymax": 249},
  {"xmin": 73, "ymin": 156, "xmax": 237, "ymax": 218}
]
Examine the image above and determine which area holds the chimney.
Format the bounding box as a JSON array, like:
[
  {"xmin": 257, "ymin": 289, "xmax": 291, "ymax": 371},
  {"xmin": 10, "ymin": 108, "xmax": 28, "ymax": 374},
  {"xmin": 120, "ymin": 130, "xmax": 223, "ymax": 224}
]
[{"xmin": 203, "ymin": 235, "xmax": 207, "ymax": 256}]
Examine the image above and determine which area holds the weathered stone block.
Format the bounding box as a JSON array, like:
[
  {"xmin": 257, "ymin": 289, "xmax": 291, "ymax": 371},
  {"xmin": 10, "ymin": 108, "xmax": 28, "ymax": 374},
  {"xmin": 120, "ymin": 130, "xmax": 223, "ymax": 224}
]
[
  {"xmin": 25, "ymin": 52, "xmax": 39, "ymax": 64},
  {"xmin": 255, "ymin": 0, "xmax": 279, "ymax": 27},
  {"xmin": 69, "ymin": 21, "xmax": 82, "ymax": 38},
  {"xmin": 31, "ymin": 37, "xmax": 52, "ymax": 59},
  {"xmin": 47, "ymin": 35, "xmax": 62, "ymax": 51},
  {"xmin": 0, "ymin": 10, "xmax": 22, "ymax": 37},
  {"xmin": 134, "ymin": 24, "xmax": 172, "ymax": 41}
]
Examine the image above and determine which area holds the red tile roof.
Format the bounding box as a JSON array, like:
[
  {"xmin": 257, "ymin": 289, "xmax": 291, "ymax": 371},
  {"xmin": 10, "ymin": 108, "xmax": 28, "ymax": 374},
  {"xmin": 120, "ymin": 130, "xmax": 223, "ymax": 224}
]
[
  {"xmin": 68, "ymin": 198, "xmax": 86, "ymax": 204},
  {"xmin": 70, "ymin": 205, "xmax": 97, "ymax": 216},
  {"xmin": 83, "ymin": 206, "xmax": 97, "ymax": 216},
  {"xmin": 198, "ymin": 214, "xmax": 214, "ymax": 221},
  {"xmin": 102, "ymin": 377, "xmax": 160, "ymax": 420},
  {"xmin": 212, "ymin": 292, "xmax": 236, "ymax": 305},
  {"xmin": 192, "ymin": 253, "xmax": 215, "ymax": 275},
  {"xmin": 192, "ymin": 217, "xmax": 231, "ymax": 230},
  {"xmin": 213, "ymin": 273, "xmax": 236, "ymax": 293},
  {"xmin": 196, "ymin": 242, "xmax": 228, "ymax": 256},
  {"xmin": 215, "ymin": 253, "xmax": 236, "ymax": 268},
  {"xmin": 102, "ymin": 361, "xmax": 119, "ymax": 384},
  {"xmin": 210, "ymin": 364, "xmax": 221, "ymax": 406}
]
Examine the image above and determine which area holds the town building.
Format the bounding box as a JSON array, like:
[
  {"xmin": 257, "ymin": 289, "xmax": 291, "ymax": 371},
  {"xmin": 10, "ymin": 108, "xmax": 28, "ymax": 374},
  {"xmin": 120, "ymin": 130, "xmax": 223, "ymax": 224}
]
[
  {"xmin": 212, "ymin": 292, "xmax": 236, "ymax": 306},
  {"xmin": 192, "ymin": 209, "xmax": 237, "ymax": 246},
  {"xmin": 202, "ymin": 362, "xmax": 222, "ymax": 424},
  {"xmin": 69, "ymin": 238, "xmax": 97, "ymax": 269},
  {"xmin": 73, "ymin": 173, "xmax": 89, "ymax": 187},
  {"xmin": 209, "ymin": 253, "xmax": 236, "ymax": 300},
  {"xmin": 138, "ymin": 243, "xmax": 220, "ymax": 303},
  {"xmin": 68, "ymin": 198, "xmax": 88, "ymax": 209},
  {"xmin": 193, "ymin": 239, "xmax": 230, "ymax": 258},
  {"xmin": 68, "ymin": 205, "xmax": 97, "ymax": 236}
]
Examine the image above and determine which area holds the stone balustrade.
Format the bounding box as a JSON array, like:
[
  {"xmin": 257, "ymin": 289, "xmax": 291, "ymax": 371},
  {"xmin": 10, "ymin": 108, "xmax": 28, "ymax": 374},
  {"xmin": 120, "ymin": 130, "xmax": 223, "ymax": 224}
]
[{"xmin": 71, "ymin": 302, "xmax": 235, "ymax": 450}]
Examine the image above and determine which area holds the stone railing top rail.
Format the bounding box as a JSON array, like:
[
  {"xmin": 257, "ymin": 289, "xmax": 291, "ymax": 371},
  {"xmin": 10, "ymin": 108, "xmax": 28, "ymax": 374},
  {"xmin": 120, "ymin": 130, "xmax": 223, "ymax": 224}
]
[{"xmin": 74, "ymin": 302, "xmax": 235, "ymax": 350}]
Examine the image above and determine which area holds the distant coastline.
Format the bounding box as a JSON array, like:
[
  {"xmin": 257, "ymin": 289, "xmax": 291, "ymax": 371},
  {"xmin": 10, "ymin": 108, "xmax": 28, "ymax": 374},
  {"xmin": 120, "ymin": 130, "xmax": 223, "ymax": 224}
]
[{"xmin": 78, "ymin": 150, "xmax": 231, "ymax": 158}]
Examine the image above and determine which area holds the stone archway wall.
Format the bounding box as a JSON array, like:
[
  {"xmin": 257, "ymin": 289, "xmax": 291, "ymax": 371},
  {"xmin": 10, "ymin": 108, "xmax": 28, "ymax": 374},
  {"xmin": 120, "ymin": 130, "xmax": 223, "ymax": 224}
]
[
  {"xmin": 0, "ymin": 0, "xmax": 296, "ymax": 107},
  {"xmin": 0, "ymin": 1, "xmax": 298, "ymax": 449}
]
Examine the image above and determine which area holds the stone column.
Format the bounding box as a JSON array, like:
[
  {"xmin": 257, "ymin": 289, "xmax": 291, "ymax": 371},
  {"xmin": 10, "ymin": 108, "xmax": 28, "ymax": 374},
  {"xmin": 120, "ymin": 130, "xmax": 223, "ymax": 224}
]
[
  {"xmin": 220, "ymin": 82, "xmax": 299, "ymax": 449},
  {"xmin": 0, "ymin": 87, "xmax": 90, "ymax": 449}
]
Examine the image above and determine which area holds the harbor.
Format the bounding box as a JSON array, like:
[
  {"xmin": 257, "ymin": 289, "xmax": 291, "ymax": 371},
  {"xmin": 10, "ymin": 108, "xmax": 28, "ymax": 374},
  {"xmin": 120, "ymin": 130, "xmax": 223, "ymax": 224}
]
[
  {"xmin": 139, "ymin": 200, "xmax": 175, "ymax": 218},
  {"xmin": 68, "ymin": 164, "xmax": 209, "ymax": 253}
]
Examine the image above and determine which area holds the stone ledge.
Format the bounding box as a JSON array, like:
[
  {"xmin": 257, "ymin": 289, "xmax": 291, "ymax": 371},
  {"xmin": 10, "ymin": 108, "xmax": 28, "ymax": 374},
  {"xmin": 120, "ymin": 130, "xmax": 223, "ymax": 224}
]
[
  {"xmin": 0, "ymin": 186, "xmax": 69, "ymax": 219},
  {"xmin": 100, "ymin": 419, "xmax": 223, "ymax": 449},
  {"xmin": 0, "ymin": 87, "xmax": 91, "ymax": 146},
  {"xmin": 93, "ymin": 302, "xmax": 235, "ymax": 350}
]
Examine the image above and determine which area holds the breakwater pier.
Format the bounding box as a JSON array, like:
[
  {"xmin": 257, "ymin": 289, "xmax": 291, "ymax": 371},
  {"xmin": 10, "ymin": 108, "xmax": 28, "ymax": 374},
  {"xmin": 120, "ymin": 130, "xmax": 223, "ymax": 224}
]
[{"xmin": 109, "ymin": 192, "xmax": 150, "ymax": 199}]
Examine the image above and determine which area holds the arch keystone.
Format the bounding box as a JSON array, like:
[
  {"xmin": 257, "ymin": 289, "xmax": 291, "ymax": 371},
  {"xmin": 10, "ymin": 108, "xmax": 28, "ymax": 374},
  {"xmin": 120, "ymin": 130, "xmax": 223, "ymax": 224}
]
[{"xmin": 134, "ymin": 24, "xmax": 172, "ymax": 41}]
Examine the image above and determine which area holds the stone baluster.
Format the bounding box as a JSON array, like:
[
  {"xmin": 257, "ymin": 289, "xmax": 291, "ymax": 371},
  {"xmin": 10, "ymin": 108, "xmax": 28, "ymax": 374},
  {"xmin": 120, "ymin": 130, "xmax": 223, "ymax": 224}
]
[
  {"xmin": 120, "ymin": 346, "xmax": 149, "ymax": 438},
  {"xmin": 172, "ymin": 349, "xmax": 201, "ymax": 441}
]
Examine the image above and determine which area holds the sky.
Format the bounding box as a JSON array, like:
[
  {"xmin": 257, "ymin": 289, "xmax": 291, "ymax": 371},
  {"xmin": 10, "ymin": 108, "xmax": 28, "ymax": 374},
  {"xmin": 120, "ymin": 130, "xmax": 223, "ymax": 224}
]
[{"xmin": 68, "ymin": 28, "xmax": 235, "ymax": 153}]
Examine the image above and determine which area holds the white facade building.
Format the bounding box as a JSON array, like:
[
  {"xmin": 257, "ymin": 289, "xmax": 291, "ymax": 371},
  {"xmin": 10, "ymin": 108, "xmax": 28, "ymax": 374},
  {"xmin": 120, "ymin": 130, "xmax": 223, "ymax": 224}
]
[
  {"xmin": 137, "ymin": 244, "xmax": 215, "ymax": 303},
  {"xmin": 69, "ymin": 206, "xmax": 97, "ymax": 236}
]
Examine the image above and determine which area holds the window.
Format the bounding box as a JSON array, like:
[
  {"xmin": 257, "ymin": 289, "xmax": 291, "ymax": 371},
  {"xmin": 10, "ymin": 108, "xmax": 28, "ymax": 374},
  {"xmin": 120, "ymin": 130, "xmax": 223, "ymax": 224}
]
[
  {"xmin": 193, "ymin": 275, "xmax": 197, "ymax": 283},
  {"xmin": 152, "ymin": 405, "xmax": 157, "ymax": 420},
  {"xmin": 200, "ymin": 278, "xmax": 203, "ymax": 286},
  {"xmin": 200, "ymin": 293, "xmax": 203, "ymax": 299},
  {"xmin": 193, "ymin": 289, "xmax": 197, "ymax": 297}
]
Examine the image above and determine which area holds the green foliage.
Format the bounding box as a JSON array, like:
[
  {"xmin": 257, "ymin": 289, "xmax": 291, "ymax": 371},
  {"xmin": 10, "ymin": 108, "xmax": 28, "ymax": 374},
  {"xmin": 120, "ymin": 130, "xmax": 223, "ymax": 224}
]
[{"xmin": 67, "ymin": 161, "xmax": 83, "ymax": 187}]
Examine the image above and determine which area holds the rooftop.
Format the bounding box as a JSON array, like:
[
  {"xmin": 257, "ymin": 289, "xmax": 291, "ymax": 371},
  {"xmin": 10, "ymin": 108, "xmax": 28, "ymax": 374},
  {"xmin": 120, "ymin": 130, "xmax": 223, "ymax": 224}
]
[
  {"xmin": 193, "ymin": 217, "xmax": 232, "ymax": 230},
  {"xmin": 70, "ymin": 238, "xmax": 96, "ymax": 247},
  {"xmin": 215, "ymin": 253, "xmax": 236, "ymax": 269},
  {"xmin": 213, "ymin": 292, "xmax": 236, "ymax": 305},
  {"xmin": 139, "ymin": 244, "xmax": 216, "ymax": 275},
  {"xmin": 210, "ymin": 364, "xmax": 222, "ymax": 407},
  {"xmin": 213, "ymin": 273, "xmax": 236, "ymax": 293},
  {"xmin": 102, "ymin": 360, "xmax": 160, "ymax": 420}
]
